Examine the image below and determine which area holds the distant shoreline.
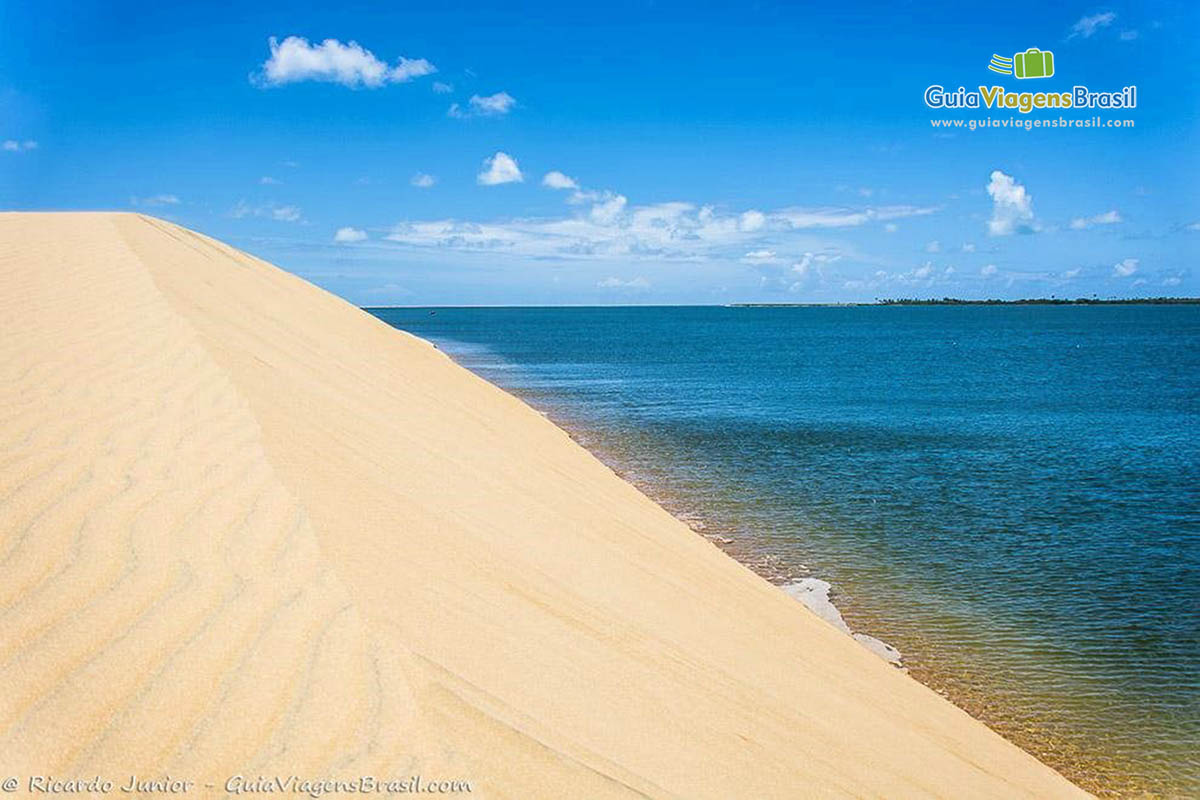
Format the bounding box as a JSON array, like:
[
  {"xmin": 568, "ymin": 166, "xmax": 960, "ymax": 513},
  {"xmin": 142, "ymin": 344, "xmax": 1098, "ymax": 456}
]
[
  {"xmin": 363, "ymin": 298, "xmax": 1200, "ymax": 310},
  {"xmin": 732, "ymin": 297, "xmax": 1200, "ymax": 307}
]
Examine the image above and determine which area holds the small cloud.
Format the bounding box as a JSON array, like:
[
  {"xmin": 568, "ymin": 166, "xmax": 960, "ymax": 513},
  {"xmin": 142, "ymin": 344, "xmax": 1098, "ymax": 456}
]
[
  {"xmin": 254, "ymin": 36, "xmax": 435, "ymax": 88},
  {"xmin": 131, "ymin": 194, "xmax": 181, "ymax": 207},
  {"xmin": 981, "ymin": 264, "xmax": 998, "ymax": 277},
  {"xmin": 1119, "ymin": 29, "xmax": 1139, "ymax": 41},
  {"xmin": 741, "ymin": 249, "xmax": 780, "ymax": 264},
  {"xmin": 1062, "ymin": 268, "xmax": 1082, "ymax": 279},
  {"xmin": 282, "ymin": 160, "xmax": 299, "ymax": 168},
  {"xmin": 597, "ymin": 276, "xmax": 650, "ymax": 289},
  {"xmin": 231, "ymin": 200, "xmax": 303, "ymax": 222},
  {"xmin": 542, "ymin": 170, "xmax": 579, "ymax": 190},
  {"xmin": 924, "ymin": 240, "xmax": 941, "ymax": 253},
  {"xmin": 3, "ymin": 139, "xmax": 37, "ymax": 152},
  {"xmin": 912, "ymin": 262, "xmax": 934, "ymax": 279},
  {"xmin": 449, "ymin": 91, "xmax": 516, "ymax": 118},
  {"xmin": 884, "ymin": 223, "xmax": 899, "ymax": 233},
  {"xmin": 410, "ymin": 172, "xmax": 436, "ymax": 188},
  {"xmin": 271, "ymin": 205, "xmax": 302, "ymax": 222},
  {"xmin": 1162, "ymin": 276, "xmax": 1182, "ymax": 287},
  {"xmin": 260, "ymin": 176, "xmax": 282, "ymax": 185},
  {"xmin": 740, "ymin": 210, "xmax": 766, "ymax": 232},
  {"xmin": 432, "ymin": 81, "xmax": 454, "ymax": 94},
  {"xmin": 987, "ymin": 169, "xmax": 1034, "ymax": 236},
  {"xmin": 1112, "ymin": 258, "xmax": 1139, "ymax": 277},
  {"xmin": 961, "ymin": 242, "xmax": 976, "ymax": 252},
  {"xmin": 1069, "ymin": 209, "xmax": 1123, "ymax": 229},
  {"xmin": 589, "ymin": 192, "xmax": 628, "ymax": 224},
  {"xmin": 1187, "ymin": 221, "xmax": 1200, "ymax": 231},
  {"xmin": 477, "ymin": 151, "xmax": 523, "ymax": 185},
  {"xmin": 1069, "ymin": 12, "xmax": 1116, "ymax": 39},
  {"xmin": 334, "ymin": 226, "xmax": 368, "ymax": 243}
]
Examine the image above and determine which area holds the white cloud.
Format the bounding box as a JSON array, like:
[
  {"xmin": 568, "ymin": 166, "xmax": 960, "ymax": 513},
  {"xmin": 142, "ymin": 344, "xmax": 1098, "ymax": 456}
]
[
  {"xmin": 789, "ymin": 251, "xmax": 841, "ymax": 281},
  {"xmin": 770, "ymin": 205, "xmax": 935, "ymax": 230},
  {"xmin": 1069, "ymin": 209, "xmax": 1123, "ymax": 229},
  {"xmin": 1112, "ymin": 258, "xmax": 1139, "ymax": 277},
  {"xmin": 255, "ymin": 36, "xmax": 435, "ymax": 88},
  {"xmin": 1162, "ymin": 276, "xmax": 1182, "ymax": 287},
  {"xmin": 1119, "ymin": 30, "xmax": 1139, "ymax": 41},
  {"xmin": 1187, "ymin": 222, "xmax": 1200, "ymax": 231},
  {"xmin": 1062, "ymin": 268, "xmax": 1081, "ymax": 279},
  {"xmin": 334, "ymin": 226, "xmax": 368, "ymax": 243},
  {"xmin": 260, "ymin": 176, "xmax": 281, "ymax": 185},
  {"xmin": 986, "ymin": 170, "xmax": 1034, "ymax": 236},
  {"xmin": 884, "ymin": 223, "xmax": 899, "ymax": 233},
  {"xmin": 411, "ymin": 172, "xmax": 436, "ymax": 188},
  {"xmin": 231, "ymin": 200, "xmax": 303, "ymax": 222},
  {"xmin": 3, "ymin": 139, "xmax": 37, "ymax": 152},
  {"xmin": 477, "ymin": 152, "xmax": 523, "ymax": 185},
  {"xmin": 383, "ymin": 194, "xmax": 935, "ymax": 266},
  {"xmin": 590, "ymin": 192, "xmax": 627, "ymax": 224},
  {"xmin": 740, "ymin": 210, "xmax": 766, "ymax": 232},
  {"xmin": 924, "ymin": 240, "xmax": 941, "ymax": 253},
  {"xmin": 432, "ymin": 81, "xmax": 454, "ymax": 93},
  {"xmin": 961, "ymin": 242, "xmax": 976, "ymax": 252},
  {"xmin": 542, "ymin": 171, "xmax": 579, "ymax": 190},
  {"xmin": 741, "ymin": 249, "xmax": 780, "ymax": 264},
  {"xmin": 981, "ymin": 264, "xmax": 998, "ymax": 277},
  {"xmin": 382, "ymin": 166, "xmax": 939, "ymax": 270},
  {"xmin": 131, "ymin": 194, "xmax": 180, "ymax": 207},
  {"xmin": 1069, "ymin": 12, "xmax": 1116, "ymax": 39},
  {"xmin": 271, "ymin": 205, "xmax": 302, "ymax": 222},
  {"xmin": 597, "ymin": 276, "xmax": 650, "ymax": 289},
  {"xmin": 449, "ymin": 91, "xmax": 516, "ymax": 118}
]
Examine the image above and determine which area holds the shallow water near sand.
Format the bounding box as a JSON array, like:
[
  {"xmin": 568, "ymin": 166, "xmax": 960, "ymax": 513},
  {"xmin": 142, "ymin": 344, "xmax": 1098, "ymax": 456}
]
[{"xmin": 370, "ymin": 305, "xmax": 1200, "ymax": 798}]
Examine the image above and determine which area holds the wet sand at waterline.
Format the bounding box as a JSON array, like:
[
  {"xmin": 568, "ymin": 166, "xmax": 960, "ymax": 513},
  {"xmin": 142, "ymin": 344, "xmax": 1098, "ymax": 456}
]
[{"xmin": 0, "ymin": 213, "xmax": 1090, "ymax": 798}]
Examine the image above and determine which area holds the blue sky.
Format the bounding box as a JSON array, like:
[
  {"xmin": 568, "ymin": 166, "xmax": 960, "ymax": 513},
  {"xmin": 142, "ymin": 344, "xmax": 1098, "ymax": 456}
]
[{"xmin": 1, "ymin": 0, "xmax": 1197, "ymax": 304}]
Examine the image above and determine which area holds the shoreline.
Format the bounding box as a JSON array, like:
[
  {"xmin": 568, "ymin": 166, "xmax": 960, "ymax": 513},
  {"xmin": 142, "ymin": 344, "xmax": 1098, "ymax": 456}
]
[{"xmin": 417, "ymin": 332, "xmax": 1149, "ymax": 799}]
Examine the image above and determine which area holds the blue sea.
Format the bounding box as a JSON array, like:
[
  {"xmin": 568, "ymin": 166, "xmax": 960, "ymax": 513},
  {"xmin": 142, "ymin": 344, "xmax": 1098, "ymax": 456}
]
[{"xmin": 368, "ymin": 305, "xmax": 1200, "ymax": 798}]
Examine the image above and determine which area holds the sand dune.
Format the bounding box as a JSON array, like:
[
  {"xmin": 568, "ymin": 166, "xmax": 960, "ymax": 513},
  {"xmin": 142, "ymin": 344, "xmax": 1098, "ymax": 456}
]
[{"xmin": 0, "ymin": 212, "xmax": 1090, "ymax": 798}]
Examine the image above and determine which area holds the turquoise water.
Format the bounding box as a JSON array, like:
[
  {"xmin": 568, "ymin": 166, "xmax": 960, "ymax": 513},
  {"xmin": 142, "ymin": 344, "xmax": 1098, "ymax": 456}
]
[{"xmin": 369, "ymin": 305, "xmax": 1200, "ymax": 798}]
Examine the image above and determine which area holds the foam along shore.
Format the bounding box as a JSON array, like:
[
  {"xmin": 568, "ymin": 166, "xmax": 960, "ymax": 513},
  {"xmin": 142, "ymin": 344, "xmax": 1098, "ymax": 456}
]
[
  {"xmin": 782, "ymin": 579, "xmax": 903, "ymax": 665},
  {"xmin": 0, "ymin": 213, "xmax": 1092, "ymax": 799}
]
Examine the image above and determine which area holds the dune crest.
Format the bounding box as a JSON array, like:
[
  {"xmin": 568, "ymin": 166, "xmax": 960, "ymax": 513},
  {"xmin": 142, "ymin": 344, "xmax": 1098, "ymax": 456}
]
[{"xmin": 0, "ymin": 213, "xmax": 1090, "ymax": 798}]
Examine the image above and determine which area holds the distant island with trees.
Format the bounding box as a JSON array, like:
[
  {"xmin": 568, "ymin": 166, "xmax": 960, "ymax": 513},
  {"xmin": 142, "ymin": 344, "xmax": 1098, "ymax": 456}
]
[{"xmin": 731, "ymin": 297, "xmax": 1200, "ymax": 307}]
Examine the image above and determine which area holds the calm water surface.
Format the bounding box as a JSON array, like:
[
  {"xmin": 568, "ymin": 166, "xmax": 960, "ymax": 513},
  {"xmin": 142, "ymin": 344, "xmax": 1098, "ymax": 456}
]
[{"xmin": 369, "ymin": 305, "xmax": 1200, "ymax": 798}]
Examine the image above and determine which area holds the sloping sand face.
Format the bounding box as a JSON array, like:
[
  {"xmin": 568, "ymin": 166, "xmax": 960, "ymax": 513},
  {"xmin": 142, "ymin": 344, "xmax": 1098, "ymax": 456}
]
[{"xmin": 0, "ymin": 213, "xmax": 1091, "ymax": 799}]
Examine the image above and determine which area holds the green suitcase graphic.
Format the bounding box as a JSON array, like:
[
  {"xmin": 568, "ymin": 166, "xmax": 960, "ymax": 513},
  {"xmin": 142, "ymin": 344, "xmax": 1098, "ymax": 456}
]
[{"xmin": 1013, "ymin": 48, "xmax": 1054, "ymax": 79}]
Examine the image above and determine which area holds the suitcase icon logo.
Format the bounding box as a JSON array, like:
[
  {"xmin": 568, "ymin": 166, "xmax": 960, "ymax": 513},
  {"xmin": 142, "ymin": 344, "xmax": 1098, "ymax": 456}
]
[{"xmin": 988, "ymin": 48, "xmax": 1055, "ymax": 79}]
